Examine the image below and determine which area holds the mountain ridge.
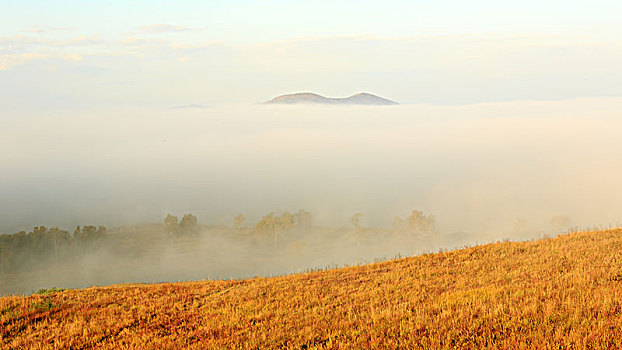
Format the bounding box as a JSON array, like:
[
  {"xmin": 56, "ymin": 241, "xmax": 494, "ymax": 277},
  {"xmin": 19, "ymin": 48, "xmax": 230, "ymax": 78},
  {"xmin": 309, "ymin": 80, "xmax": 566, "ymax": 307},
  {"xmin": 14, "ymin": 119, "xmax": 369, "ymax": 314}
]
[{"xmin": 264, "ymin": 92, "xmax": 398, "ymax": 105}]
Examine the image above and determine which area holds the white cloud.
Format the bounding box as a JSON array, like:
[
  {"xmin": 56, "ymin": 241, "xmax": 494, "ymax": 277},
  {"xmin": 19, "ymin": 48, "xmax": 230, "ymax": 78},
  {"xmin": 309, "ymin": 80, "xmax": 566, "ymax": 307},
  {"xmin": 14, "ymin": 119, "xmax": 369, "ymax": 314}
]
[
  {"xmin": 170, "ymin": 41, "xmax": 221, "ymax": 50},
  {"xmin": 50, "ymin": 36, "xmax": 102, "ymax": 47},
  {"xmin": 0, "ymin": 35, "xmax": 43, "ymax": 51},
  {"xmin": 118, "ymin": 37, "xmax": 167, "ymax": 46},
  {"xmin": 23, "ymin": 25, "xmax": 71, "ymax": 33},
  {"xmin": 62, "ymin": 54, "xmax": 84, "ymax": 61},
  {"xmin": 0, "ymin": 53, "xmax": 47, "ymax": 70},
  {"xmin": 136, "ymin": 24, "xmax": 202, "ymax": 34}
]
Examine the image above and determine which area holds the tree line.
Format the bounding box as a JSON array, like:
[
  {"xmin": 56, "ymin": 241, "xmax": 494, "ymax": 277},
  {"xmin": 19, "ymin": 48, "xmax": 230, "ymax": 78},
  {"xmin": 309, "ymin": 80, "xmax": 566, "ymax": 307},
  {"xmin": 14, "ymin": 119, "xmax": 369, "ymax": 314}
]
[
  {"xmin": 0, "ymin": 226, "xmax": 106, "ymax": 274},
  {"xmin": 1, "ymin": 209, "xmax": 437, "ymax": 275}
]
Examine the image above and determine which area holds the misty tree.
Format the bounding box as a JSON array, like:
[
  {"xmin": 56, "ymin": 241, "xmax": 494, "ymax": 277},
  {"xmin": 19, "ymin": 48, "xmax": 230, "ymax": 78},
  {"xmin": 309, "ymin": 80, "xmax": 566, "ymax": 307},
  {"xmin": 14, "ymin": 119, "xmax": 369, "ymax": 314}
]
[
  {"xmin": 164, "ymin": 214, "xmax": 179, "ymax": 234},
  {"xmin": 255, "ymin": 212, "xmax": 296, "ymax": 248},
  {"xmin": 0, "ymin": 226, "xmax": 78, "ymax": 274},
  {"xmin": 512, "ymin": 218, "xmax": 527, "ymax": 236},
  {"xmin": 73, "ymin": 225, "xmax": 106, "ymax": 256},
  {"xmin": 550, "ymin": 215, "xmax": 571, "ymax": 232},
  {"xmin": 392, "ymin": 216, "xmax": 405, "ymax": 231},
  {"xmin": 256, "ymin": 212, "xmax": 296, "ymax": 233},
  {"xmin": 256, "ymin": 213, "xmax": 276, "ymax": 232},
  {"xmin": 164, "ymin": 213, "xmax": 198, "ymax": 234},
  {"xmin": 49, "ymin": 227, "xmax": 70, "ymax": 260},
  {"xmin": 293, "ymin": 210, "xmax": 314, "ymax": 230},
  {"xmin": 30, "ymin": 226, "xmax": 49, "ymax": 258},
  {"xmin": 74, "ymin": 225, "xmax": 106, "ymax": 241},
  {"xmin": 348, "ymin": 213, "xmax": 365, "ymax": 250},
  {"xmin": 234, "ymin": 213, "xmax": 246, "ymax": 229},
  {"xmin": 349, "ymin": 213, "xmax": 364, "ymax": 229},
  {"xmin": 406, "ymin": 210, "xmax": 435, "ymax": 234},
  {"xmin": 0, "ymin": 238, "xmax": 11, "ymax": 273},
  {"xmin": 179, "ymin": 213, "xmax": 198, "ymax": 233}
]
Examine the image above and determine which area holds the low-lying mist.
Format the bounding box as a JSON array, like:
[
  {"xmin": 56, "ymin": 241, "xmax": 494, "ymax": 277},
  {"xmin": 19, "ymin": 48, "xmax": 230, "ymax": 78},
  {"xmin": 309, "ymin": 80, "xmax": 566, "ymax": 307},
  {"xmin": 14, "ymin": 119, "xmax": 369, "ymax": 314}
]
[
  {"xmin": 1, "ymin": 219, "xmax": 450, "ymax": 295},
  {"xmin": 2, "ymin": 97, "xmax": 622, "ymax": 294}
]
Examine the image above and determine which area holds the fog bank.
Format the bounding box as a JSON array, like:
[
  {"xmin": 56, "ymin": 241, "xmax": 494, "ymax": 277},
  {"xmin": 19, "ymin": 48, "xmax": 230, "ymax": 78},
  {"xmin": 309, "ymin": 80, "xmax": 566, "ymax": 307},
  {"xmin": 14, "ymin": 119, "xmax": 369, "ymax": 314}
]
[{"xmin": 3, "ymin": 98, "xmax": 622, "ymax": 236}]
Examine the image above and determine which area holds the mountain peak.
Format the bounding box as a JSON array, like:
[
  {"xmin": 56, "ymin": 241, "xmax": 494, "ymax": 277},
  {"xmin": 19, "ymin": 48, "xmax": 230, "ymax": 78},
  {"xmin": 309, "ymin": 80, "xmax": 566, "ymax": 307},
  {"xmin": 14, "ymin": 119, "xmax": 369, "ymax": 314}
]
[{"xmin": 264, "ymin": 92, "xmax": 398, "ymax": 105}]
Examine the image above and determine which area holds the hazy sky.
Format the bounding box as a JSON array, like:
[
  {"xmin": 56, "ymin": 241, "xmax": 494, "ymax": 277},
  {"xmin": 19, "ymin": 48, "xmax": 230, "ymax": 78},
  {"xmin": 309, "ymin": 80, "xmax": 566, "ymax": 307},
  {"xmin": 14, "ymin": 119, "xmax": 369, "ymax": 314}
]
[{"xmin": 2, "ymin": 1, "xmax": 622, "ymax": 107}]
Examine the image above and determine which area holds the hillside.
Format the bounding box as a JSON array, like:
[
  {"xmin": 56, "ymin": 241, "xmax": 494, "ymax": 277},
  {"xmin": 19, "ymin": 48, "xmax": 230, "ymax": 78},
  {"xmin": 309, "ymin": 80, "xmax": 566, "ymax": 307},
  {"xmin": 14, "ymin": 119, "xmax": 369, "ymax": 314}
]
[
  {"xmin": 2, "ymin": 229, "xmax": 622, "ymax": 349},
  {"xmin": 264, "ymin": 92, "xmax": 398, "ymax": 105}
]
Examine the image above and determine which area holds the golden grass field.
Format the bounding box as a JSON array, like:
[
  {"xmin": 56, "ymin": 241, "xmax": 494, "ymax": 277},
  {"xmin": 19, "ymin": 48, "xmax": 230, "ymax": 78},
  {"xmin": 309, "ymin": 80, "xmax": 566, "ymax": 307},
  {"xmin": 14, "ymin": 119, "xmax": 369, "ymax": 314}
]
[{"xmin": 2, "ymin": 229, "xmax": 622, "ymax": 349}]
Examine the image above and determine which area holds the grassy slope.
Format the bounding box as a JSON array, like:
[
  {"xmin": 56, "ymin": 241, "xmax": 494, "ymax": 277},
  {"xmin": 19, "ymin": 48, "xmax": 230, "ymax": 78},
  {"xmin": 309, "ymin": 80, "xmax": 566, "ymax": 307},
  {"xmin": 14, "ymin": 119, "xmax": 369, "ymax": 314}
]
[{"xmin": 1, "ymin": 229, "xmax": 622, "ymax": 349}]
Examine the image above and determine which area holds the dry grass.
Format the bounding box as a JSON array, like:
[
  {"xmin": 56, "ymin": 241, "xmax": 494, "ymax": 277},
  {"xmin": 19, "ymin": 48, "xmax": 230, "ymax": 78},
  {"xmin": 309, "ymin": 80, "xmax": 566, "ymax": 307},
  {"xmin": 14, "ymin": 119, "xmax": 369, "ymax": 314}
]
[{"xmin": 2, "ymin": 229, "xmax": 622, "ymax": 349}]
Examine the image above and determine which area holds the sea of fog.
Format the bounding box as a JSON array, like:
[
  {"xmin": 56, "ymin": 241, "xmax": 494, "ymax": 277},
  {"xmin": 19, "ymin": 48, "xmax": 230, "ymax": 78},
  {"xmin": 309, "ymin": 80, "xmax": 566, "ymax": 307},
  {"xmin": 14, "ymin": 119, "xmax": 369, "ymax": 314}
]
[{"xmin": 2, "ymin": 97, "xmax": 622, "ymax": 238}]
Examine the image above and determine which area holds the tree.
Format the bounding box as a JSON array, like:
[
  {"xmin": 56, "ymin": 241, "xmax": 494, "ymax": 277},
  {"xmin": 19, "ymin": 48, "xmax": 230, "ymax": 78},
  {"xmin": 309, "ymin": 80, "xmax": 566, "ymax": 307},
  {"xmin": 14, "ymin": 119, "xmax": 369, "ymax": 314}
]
[
  {"xmin": 550, "ymin": 215, "xmax": 571, "ymax": 232},
  {"xmin": 164, "ymin": 214, "xmax": 179, "ymax": 234},
  {"xmin": 73, "ymin": 225, "xmax": 105, "ymax": 241},
  {"xmin": 48, "ymin": 227, "xmax": 69, "ymax": 260},
  {"xmin": 256, "ymin": 212, "xmax": 296, "ymax": 233},
  {"xmin": 512, "ymin": 218, "xmax": 527, "ymax": 236},
  {"xmin": 72, "ymin": 225, "xmax": 105, "ymax": 256},
  {"xmin": 294, "ymin": 210, "xmax": 314, "ymax": 229},
  {"xmin": 180, "ymin": 213, "xmax": 198, "ymax": 233},
  {"xmin": 234, "ymin": 213, "xmax": 246, "ymax": 229},
  {"xmin": 256, "ymin": 213, "xmax": 277, "ymax": 232},
  {"xmin": 350, "ymin": 213, "xmax": 364, "ymax": 229},
  {"xmin": 31, "ymin": 226, "xmax": 49, "ymax": 257},
  {"xmin": 0, "ymin": 238, "xmax": 11, "ymax": 273},
  {"xmin": 392, "ymin": 216, "xmax": 405, "ymax": 231},
  {"xmin": 278, "ymin": 212, "xmax": 295, "ymax": 230},
  {"xmin": 406, "ymin": 210, "xmax": 435, "ymax": 233},
  {"xmin": 255, "ymin": 212, "xmax": 296, "ymax": 248}
]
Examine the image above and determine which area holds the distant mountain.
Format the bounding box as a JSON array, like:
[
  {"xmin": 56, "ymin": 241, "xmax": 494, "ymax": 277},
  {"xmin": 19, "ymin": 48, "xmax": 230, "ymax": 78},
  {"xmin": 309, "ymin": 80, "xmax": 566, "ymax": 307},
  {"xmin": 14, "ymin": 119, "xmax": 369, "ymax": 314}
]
[
  {"xmin": 264, "ymin": 92, "xmax": 398, "ymax": 105},
  {"xmin": 332, "ymin": 93, "xmax": 399, "ymax": 105}
]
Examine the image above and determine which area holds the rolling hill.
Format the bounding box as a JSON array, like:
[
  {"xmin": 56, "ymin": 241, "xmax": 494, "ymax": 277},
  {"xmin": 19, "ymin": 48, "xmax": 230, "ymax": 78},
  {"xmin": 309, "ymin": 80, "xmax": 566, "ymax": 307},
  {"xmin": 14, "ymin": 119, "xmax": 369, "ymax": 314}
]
[
  {"xmin": 2, "ymin": 228, "xmax": 622, "ymax": 348},
  {"xmin": 264, "ymin": 92, "xmax": 399, "ymax": 105}
]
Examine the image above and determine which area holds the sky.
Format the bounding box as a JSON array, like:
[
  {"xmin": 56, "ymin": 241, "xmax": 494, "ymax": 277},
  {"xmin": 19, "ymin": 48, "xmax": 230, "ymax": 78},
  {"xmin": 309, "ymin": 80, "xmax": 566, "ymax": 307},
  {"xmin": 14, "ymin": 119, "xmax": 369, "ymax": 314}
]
[{"xmin": 1, "ymin": 1, "xmax": 622, "ymax": 107}]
